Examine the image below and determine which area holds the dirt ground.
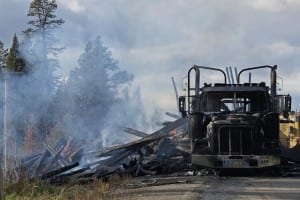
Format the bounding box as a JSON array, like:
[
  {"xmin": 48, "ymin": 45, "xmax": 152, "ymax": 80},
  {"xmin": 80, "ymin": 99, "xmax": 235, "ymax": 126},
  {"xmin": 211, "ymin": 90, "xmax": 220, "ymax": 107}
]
[{"xmin": 106, "ymin": 175, "xmax": 300, "ymax": 200}]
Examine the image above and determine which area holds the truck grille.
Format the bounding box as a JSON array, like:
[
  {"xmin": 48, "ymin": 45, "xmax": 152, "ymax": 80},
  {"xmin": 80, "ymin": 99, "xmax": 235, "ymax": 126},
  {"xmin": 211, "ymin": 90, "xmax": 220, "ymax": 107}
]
[{"xmin": 217, "ymin": 126, "xmax": 254, "ymax": 155}]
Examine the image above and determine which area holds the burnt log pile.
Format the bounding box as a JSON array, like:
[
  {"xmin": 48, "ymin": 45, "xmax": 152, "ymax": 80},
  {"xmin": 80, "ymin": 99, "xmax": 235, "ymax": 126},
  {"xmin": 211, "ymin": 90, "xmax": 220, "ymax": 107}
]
[
  {"xmin": 20, "ymin": 136, "xmax": 83, "ymax": 180},
  {"xmin": 19, "ymin": 117, "xmax": 190, "ymax": 185}
]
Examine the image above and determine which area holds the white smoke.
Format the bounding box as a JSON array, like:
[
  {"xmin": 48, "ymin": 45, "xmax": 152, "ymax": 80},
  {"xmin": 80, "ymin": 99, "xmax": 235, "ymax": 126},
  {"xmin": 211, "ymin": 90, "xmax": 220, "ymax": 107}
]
[{"xmin": 0, "ymin": 32, "xmax": 154, "ymax": 163}]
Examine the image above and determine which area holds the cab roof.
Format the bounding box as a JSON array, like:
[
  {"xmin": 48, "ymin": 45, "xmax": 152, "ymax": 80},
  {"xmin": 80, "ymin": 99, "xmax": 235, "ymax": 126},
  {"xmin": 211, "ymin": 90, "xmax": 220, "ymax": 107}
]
[{"xmin": 200, "ymin": 82, "xmax": 269, "ymax": 93}]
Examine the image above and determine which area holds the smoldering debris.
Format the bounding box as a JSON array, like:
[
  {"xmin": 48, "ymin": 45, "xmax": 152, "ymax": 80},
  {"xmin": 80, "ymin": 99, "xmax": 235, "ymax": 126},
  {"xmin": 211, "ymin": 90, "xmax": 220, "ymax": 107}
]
[
  {"xmin": 16, "ymin": 113, "xmax": 300, "ymax": 184},
  {"xmin": 18, "ymin": 116, "xmax": 191, "ymax": 185}
]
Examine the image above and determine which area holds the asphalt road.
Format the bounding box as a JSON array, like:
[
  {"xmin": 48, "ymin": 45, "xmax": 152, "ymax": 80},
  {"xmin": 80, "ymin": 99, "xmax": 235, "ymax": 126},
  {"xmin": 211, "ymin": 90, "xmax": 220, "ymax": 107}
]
[{"xmin": 108, "ymin": 176, "xmax": 300, "ymax": 200}]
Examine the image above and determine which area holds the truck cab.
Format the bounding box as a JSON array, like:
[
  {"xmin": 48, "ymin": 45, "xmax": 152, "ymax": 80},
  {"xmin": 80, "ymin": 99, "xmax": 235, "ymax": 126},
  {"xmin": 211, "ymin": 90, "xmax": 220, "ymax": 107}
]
[{"xmin": 179, "ymin": 65, "xmax": 290, "ymax": 169}]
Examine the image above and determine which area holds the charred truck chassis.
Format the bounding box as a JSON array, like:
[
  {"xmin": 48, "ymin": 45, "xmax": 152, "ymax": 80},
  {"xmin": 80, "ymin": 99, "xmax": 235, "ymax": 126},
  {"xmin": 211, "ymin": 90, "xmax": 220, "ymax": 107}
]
[{"xmin": 179, "ymin": 65, "xmax": 291, "ymax": 169}]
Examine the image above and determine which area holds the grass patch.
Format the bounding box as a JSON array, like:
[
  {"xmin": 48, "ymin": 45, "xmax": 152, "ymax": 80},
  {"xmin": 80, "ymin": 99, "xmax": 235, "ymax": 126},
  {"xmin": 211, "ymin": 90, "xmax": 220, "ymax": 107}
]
[{"xmin": 4, "ymin": 178, "xmax": 118, "ymax": 200}]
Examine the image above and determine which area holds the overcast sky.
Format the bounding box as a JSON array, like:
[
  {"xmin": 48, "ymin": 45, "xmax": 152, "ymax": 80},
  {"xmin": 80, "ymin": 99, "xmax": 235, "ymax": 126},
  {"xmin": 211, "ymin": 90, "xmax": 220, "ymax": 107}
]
[{"xmin": 1, "ymin": 0, "xmax": 300, "ymax": 114}]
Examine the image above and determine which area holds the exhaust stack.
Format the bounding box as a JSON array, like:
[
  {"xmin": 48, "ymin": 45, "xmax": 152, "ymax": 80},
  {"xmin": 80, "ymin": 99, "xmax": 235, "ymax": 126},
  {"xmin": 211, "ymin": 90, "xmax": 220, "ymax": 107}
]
[{"xmin": 271, "ymin": 65, "xmax": 277, "ymax": 98}]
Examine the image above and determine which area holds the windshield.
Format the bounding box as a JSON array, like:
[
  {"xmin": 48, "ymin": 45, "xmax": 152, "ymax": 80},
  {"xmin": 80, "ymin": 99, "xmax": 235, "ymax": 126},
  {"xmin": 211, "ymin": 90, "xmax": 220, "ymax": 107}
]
[{"xmin": 199, "ymin": 91, "xmax": 269, "ymax": 113}]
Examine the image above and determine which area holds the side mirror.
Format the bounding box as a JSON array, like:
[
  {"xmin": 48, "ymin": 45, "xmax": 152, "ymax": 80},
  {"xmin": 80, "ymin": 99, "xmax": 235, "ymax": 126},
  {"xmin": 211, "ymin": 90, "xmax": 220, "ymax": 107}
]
[
  {"xmin": 179, "ymin": 96, "xmax": 186, "ymax": 117},
  {"xmin": 275, "ymin": 94, "xmax": 291, "ymax": 114}
]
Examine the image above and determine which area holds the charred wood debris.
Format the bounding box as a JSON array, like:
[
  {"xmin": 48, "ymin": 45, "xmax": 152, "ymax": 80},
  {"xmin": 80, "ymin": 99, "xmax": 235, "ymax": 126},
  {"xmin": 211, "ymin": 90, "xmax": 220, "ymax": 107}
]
[
  {"xmin": 17, "ymin": 112, "xmax": 300, "ymax": 185},
  {"xmin": 18, "ymin": 113, "xmax": 195, "ymax": 185}
]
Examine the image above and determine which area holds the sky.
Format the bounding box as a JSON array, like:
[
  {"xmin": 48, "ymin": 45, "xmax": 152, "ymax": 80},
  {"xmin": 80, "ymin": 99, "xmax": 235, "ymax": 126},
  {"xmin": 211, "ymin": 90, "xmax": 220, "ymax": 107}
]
[{"xmin": 1, "ymin": 0, "xmax": 300, "ymax": 114}]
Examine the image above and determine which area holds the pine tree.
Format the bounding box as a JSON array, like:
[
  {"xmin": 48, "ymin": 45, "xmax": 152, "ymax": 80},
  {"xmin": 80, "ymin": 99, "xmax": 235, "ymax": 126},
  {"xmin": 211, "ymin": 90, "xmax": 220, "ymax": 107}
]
[
  {"xmin": 23, "ymin": 0, "xmax": 64, "ymax": 75},
  {"xmin": 25, "ymin": 0, "xmax": 64, "ymax": 33},
  {"xmin": 20, "ymin": 0, "xmax": 64, "ymax": 152},
  {"xmin": 57, "ymin": 36, "xmax": 134, "ymax": 146},
  {"xmin": 6, "ymin": 34, "xmax": 25, "ymax": 72}
]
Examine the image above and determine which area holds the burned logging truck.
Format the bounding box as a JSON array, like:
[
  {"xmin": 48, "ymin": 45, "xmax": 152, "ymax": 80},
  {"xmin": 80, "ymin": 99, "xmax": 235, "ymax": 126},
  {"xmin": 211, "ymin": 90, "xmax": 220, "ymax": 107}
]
[{"xmin": 179, "ymin": 65, "xmax": 291, "ymax": 169}]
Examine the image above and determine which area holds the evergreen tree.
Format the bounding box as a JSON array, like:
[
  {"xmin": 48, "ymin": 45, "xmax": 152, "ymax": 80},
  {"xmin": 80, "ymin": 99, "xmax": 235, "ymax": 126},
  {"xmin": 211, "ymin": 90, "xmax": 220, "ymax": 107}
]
[
  {"xmin": 57, "ymin": 36, "xmax": 134, "ymax": 146},
  {"xmin": 23, "ymin": 0, "xmax": 64, "ymax": 77},
  {"xmin": 6, "ymin": 34, "xmax": 25, "ymax": 72},
  {"xmin": 25, "ymin": 0, "xmax": 64, "ymax": 33},
  {"xmin": 22, "ymin": 0, "xmax": 64, "ymax": 103},
  {"xmin": 19, "ymin": 0, "xmax": 64, "ymax": 148}
]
